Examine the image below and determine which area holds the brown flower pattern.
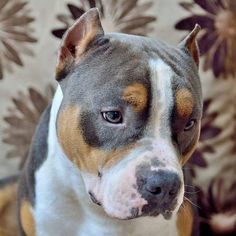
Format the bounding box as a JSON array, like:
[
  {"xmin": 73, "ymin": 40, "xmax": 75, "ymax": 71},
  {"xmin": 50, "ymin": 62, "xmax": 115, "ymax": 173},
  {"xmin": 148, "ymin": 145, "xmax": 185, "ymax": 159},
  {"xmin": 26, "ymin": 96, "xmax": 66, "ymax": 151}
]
[
  {"xmin": 52, "ymin": 0, "xmax": 156, "ymax": 38},
  {"xmin": 3, "ymin": 85, "xmax": 54, "ymax": 168},
  {"xmin": 0, "ymin": 0, "xmax": 37, "ymax": 79},
  {"xmin": 175, "ymin": 0, "xmax": 236, "ymax": 78},
  {"xmin": 231, "ymin": 109, "xmax": 236, "ymax": 155},
  {"xmin": 196, "ymin": 171, "xmax": 236, "ymax": 235}
]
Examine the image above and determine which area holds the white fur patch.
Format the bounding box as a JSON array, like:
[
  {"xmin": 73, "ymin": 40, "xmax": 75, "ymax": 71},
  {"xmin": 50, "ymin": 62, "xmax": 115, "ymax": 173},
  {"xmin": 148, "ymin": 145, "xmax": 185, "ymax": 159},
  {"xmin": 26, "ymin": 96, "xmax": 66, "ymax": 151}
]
[{"xmin": 148, "ymin": 58, "xmax": 174, "ymax": 137}]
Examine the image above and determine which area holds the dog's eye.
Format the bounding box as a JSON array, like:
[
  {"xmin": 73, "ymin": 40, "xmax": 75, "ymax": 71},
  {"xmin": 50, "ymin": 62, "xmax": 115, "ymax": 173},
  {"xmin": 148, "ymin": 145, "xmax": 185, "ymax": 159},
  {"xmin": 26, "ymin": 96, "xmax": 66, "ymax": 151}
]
[
  {"xmin": 184, "ymin": 119, "xmax": 196, "ymax": 131},
  {"xmin": 102, "ymin": 111, "xmax": 123, "ymax": 124}
]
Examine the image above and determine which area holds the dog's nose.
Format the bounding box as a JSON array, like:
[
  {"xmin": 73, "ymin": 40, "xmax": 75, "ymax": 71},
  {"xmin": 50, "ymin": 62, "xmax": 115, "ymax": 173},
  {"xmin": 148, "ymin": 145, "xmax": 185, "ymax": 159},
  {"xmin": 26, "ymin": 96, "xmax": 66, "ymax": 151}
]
[
  {"xmin": 145, "ymin": 171, "xmax": 180, "ymax": 201},
  {"xmin": 136, "ymin": 169, "xmax": 181, "ymax": 215}
]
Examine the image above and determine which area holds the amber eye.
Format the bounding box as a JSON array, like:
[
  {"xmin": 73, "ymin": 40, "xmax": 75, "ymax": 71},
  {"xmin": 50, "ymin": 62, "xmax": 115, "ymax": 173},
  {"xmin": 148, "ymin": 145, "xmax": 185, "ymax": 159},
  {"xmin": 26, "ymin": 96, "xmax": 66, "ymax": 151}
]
[
  {"xmin": 184, "ymin": 119, "xmax": 196, "ymax": 131},
  {"xmin": 102, "ymin": 111, "xmax": 123, "ymax": 124}
]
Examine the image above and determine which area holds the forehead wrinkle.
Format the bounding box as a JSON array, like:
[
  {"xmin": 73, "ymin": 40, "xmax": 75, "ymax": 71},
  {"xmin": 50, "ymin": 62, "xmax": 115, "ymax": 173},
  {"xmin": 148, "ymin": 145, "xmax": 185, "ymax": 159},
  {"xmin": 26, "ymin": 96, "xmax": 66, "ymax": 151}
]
[{"xmin": 148, "ymin": 58, "xmax": 174, "ymax": 139}]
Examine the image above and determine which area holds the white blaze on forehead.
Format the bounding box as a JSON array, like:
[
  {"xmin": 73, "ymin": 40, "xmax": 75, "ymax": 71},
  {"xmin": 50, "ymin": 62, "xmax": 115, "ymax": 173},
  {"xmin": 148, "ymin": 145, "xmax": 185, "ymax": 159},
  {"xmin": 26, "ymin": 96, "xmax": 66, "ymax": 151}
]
[
  {"xmin": 147, "ymin": 59, "xmax": 181, "ymax": 175},
  {"xmin": 148, "ymin": 59, "xmax": 174, "ymax": 139}
]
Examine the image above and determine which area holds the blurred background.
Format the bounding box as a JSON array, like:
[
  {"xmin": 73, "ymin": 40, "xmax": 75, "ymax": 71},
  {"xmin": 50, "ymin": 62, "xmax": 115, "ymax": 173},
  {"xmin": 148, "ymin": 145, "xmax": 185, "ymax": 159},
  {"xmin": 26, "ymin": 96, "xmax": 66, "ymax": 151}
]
[{"xmin": 0, "ymin": 0, "xmax": 235, "ymax": 235}]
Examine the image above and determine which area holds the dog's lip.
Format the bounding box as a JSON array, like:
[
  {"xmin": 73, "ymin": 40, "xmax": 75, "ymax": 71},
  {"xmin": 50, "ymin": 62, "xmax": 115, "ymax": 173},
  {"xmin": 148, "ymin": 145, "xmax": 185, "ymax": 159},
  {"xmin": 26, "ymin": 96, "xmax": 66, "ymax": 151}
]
[
  {"xmin": 161, "ymin": 210, "xmax": 173, "ymax": 220},
  {"xmin": 104, "ymin": 212, "xmax": 141, "ymax": 221},
  {"xmin": 87, "ymin": 196, "xmax": 173, "ymax": 220},
  {"xmin": 88, "ymin": 191, "xmax": 102, "ymax": 206}
]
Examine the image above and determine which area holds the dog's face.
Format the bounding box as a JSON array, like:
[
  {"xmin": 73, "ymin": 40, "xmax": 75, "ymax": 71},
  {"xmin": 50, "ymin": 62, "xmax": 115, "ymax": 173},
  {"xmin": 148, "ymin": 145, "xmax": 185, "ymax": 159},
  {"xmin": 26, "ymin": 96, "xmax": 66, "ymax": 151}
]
[{"xmin": 56, "ymin": 9, "xmax": 202, "ymax": 220}]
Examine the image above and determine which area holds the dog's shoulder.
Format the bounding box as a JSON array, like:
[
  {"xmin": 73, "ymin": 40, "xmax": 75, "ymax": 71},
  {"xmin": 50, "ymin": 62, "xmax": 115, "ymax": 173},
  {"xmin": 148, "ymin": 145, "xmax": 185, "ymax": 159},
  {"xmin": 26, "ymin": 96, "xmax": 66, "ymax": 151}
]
[
  {"xmin": 18, "ymin": 103, "xmax": 51, "ymax": 236},
  {"xmin": 0, "ymin": 175, "xmax": 18, "ymax": 236}
]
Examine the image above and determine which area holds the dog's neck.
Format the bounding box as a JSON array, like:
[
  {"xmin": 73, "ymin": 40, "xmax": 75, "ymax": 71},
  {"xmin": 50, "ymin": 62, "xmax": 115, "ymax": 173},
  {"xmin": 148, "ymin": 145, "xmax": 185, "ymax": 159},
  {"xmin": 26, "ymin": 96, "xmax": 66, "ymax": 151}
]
[{"xmin": 35, "ymin": 86, "xmax": 178, "ymax": 236}]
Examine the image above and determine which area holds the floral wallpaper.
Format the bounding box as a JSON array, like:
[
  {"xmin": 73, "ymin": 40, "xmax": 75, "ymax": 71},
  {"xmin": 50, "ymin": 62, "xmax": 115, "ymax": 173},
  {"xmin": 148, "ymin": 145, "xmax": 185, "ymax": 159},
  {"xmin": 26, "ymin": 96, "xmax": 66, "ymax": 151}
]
[
  {"xmin": 52, "ymin": 0, "xmax": 156, "ymax": 37},
  {"xmin": 176, "ymin": 0, "xmax": 236, "ymax": 78},
  {"xmin": 0, "ymin": 0, "xmax": 36, "ymax": 79},
  {"xmin": 0, "ymin": 0, "xmax": 235, "ymax": 235}
]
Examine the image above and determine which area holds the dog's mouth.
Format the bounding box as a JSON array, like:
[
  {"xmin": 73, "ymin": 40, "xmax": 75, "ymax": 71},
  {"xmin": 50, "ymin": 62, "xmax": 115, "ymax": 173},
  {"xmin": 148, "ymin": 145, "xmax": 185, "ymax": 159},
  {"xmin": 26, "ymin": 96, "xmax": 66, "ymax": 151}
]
[
  {"xmin": 147, "ymin": 208, "xmax": 174, "ymax": 220},
  {"xmin": 89, "ymin": 191, "xmax": 102, "ymax": 206},
  {"xmin": 122, "ymin": 208, "xmax": 174, "ymax": 220},
  {"xmin": 88, "ymin": 190, "xmax": 178, "ymax": 220},
  {"xmin": 83, "ymin": 146, "xmax": 184, "ymax": 221}
]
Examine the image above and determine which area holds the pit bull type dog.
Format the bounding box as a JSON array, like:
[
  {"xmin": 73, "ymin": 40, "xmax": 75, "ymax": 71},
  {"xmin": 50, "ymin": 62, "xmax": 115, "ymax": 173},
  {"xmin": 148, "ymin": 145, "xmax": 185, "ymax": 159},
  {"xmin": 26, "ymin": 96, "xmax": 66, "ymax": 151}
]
[{"xmin": 17, "ymin": 8, "xmax": 202, "ymax": 236}]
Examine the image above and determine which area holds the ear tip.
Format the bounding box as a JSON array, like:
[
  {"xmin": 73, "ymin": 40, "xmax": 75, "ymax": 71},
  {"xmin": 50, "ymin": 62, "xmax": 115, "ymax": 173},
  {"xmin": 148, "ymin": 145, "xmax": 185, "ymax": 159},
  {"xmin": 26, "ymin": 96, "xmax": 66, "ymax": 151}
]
[
  {"xmin": 85, "ymin": 7, "xmax": 101, "ymax": 18},
  {"xmin": 194, "ymin": 23, "xmax": 201, "ymax": 31},
  {"xmin": 192, "ymin": 24, "xmax": 201, "ymax": 35}
]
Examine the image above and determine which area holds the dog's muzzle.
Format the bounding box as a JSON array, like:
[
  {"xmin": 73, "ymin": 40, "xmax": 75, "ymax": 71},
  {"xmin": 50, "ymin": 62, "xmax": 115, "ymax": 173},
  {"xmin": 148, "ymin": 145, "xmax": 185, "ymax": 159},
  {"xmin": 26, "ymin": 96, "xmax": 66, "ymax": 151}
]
[{"xmin": 83, "ymin": 140, "xmax": 184, "ymax": 220}]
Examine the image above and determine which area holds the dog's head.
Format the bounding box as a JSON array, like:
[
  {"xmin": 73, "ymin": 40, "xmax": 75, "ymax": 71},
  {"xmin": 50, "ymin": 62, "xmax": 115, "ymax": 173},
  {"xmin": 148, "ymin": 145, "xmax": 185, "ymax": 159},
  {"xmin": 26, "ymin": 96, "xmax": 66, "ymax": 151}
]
[{"xmin": 55, "ymin": 8, "xmax": 202, "ymax": 220}]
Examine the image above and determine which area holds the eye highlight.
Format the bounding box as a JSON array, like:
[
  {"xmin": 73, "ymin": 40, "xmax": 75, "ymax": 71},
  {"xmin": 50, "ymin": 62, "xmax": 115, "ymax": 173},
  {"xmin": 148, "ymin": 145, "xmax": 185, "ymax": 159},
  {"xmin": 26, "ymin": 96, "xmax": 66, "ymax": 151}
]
[
  {"xmin": 184, "ymin": 119, "xmax": 196, "ymax": 131},
  {"xmin": 102, "ymin": 111, "xmax": 123, "ymax": 124}
]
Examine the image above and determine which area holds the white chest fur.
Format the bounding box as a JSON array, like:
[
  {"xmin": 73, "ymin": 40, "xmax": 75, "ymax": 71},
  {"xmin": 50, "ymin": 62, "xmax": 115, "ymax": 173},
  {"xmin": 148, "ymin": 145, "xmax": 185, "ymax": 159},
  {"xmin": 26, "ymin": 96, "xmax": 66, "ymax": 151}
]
[{"xmin": 34, "ymin": 86, "xmax": 178, "ymax": 236}]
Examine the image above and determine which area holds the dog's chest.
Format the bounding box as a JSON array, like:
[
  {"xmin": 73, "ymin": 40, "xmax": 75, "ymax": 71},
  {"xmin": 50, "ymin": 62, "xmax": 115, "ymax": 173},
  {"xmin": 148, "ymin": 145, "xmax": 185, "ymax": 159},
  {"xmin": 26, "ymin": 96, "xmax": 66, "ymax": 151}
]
[
  {"xmin": 35, "ymin": 198, "xmax": 178, "ymax": 236},
  {"xmin": 76, "ymin": 216, "xmax": 178, "ymax": 236}
]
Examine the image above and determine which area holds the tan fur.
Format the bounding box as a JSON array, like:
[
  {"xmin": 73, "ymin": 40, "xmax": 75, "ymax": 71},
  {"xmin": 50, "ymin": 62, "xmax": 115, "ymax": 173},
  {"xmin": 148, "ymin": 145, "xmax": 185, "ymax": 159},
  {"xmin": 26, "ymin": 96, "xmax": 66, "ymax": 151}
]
[
  {"xmin": 55, "ymin": 46, "xmax": 73, "ymax": 78},
  {"xmin": 188, "ymin": 40, "xmax": 199, "ymax": 67},
  {"xmin": 177, "ymin": 201, "xmax": 193, "ymax": 236},
  {"xmin": 182, "ymin": 24, "xmax": 200, "ymax": 66},
  {"xmin": 75, "ymin": 30, "xmax": 96, "ymax": 58},
  {"xmin": 20, "ymin": 200, "xmax": 35, "ymax": 236},
  {"xmin": 57, "ymin": 106, "xmax": 133, "ymax": 174},
  {"xmin": 176, "ymin": 89, "xmax": 193, "ymax": 119},
  {"xmin": 56, "ymin": 9, "xmax": 103, "ymax": 79},
  {"xmin": 123, "ymin": 83, "xmax": 148, "ymax": 112},
  {"xmin": 0, "ymin": 184, "xmax": 18, "ymax": 236},
  {"xmin": 75, "ymin": 13, "xmax": 102, "ymax": 58}
]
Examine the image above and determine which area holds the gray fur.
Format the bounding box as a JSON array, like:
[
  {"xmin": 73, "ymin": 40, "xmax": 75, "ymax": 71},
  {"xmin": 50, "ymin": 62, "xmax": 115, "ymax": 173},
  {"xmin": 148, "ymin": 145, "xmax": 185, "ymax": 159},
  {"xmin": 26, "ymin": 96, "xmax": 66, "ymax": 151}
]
[{"xmin": 18, "ymin": 104, "xmax": 51, "ymax": 207}]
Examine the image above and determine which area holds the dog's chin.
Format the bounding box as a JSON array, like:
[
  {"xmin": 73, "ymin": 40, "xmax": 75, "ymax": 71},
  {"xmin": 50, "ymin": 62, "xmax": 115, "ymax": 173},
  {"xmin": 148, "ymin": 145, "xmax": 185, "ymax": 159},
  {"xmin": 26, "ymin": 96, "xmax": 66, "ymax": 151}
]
[
  {"xmin": 102, "ymin": 206, "xmax": 176, "ymax": 221},
  {"xmin": 105, "ymin": 209, "xmax": 140, "ymax": 220},
  {"xmin": 89, "ymin": 193, "xmax": 179, "ymax": 221},
  {"xmin": 88, "ymin": 193, "xmax": 142, "ymax": 220}
]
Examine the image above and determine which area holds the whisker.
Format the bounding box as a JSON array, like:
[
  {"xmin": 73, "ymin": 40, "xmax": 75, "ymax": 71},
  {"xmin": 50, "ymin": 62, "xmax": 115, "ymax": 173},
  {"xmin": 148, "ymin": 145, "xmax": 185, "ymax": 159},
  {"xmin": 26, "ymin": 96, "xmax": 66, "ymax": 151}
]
[
  {"xmin": 184, "ymin": 196, "xmax": 201, "ymax": 209},
  {"xmin": 184, "ymin": 189, "xmax": 200, "ymax": 194},
  {"xmin": 182, "ymin": 167, "xmax": 194, "ymax": 170},
  {"xmin": 184, "ymin": 184, "xmax": 197, "ymax": 188}
]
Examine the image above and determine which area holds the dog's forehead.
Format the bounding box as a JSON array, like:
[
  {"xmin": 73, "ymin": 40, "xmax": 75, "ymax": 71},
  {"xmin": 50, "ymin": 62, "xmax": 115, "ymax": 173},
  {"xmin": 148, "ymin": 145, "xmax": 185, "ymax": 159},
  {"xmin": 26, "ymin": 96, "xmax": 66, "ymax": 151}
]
[{"xmin": 65, "ymin": 33, "xmax": 199, "ymax": 104}]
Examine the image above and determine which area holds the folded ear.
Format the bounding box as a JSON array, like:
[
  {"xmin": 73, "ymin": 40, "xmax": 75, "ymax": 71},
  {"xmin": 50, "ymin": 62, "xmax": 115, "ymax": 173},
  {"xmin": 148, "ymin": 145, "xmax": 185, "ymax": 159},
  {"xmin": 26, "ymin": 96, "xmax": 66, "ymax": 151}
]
[
  {"xmin": 56, "ymin": 8, "xmax": 104, "ymax": 81},
  {"xmin": 179, "ymin": 24, "xmax": 201, "ymax": 67}
]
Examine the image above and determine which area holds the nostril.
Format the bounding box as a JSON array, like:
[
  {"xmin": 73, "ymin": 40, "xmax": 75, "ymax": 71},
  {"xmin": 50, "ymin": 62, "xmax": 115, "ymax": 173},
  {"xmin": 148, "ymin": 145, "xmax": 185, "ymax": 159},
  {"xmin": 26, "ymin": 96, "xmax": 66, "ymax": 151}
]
[
  {"xmin": 152, "ymin": 186, "xmax": 162, "ymax": 195},
  {"xmin": 146, "ymin": 186, "xmax": 162, "ymax": 195}
]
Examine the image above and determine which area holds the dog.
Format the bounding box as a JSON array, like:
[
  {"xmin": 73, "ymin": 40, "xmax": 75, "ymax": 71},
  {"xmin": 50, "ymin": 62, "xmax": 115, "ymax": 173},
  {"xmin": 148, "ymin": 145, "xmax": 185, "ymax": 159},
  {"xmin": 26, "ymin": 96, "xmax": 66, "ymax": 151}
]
[{"xmin": 15, "ymin": 8, "xmax": 202, "ymax": 236}]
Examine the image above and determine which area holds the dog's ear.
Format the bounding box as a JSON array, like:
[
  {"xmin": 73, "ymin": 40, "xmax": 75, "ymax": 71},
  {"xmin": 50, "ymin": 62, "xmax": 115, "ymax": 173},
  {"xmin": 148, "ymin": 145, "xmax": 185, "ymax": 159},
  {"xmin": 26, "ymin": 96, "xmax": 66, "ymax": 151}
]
[
  {"xmin": 55, "ymin": 8, "xmax": 104, "ymax": 81},
  {"xmin": 179, "ymin": 24, "xmax": 201, "ymax": 67}
]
